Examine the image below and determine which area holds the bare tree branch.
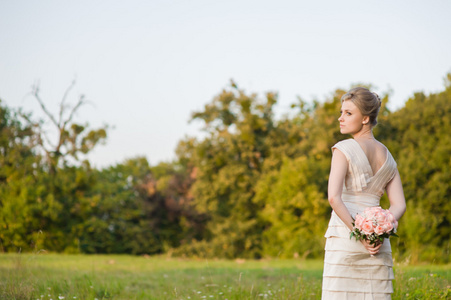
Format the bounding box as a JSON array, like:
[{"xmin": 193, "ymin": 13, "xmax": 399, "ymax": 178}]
[
  {"xmin": 31, "ymin": 83, "xmax": 59, "ymax": 128},
  {"xmin": 58, "ymin": 79, "xmax": 76, "ymax": 127},
  {"xmin": 63, "ymin": 94, "xmax": 85, "ymax": 129},
  {"xmin": 24, "ymin": 80, "xmax": 107, "ymax": 173}
]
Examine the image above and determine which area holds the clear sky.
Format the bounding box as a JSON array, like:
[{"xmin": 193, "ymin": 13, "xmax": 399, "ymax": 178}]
[{"xmin": 1, "ymin": 0, "xmax": 450, "ymax": 168}]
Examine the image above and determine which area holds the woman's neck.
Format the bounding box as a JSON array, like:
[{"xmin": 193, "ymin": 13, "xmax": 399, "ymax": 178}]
[{"xmin": 352, "ymin": 127, "xmax": 374, "ymax": 140}]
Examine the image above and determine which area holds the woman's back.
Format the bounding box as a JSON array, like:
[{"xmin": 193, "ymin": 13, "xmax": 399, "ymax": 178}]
[
  {"xmin": 332, "ymin": 139, "xmax": 397, "ymax": 197},
  {"xmin": 354, "ymin": 138, "xmax": 388, "ymax": 175}
]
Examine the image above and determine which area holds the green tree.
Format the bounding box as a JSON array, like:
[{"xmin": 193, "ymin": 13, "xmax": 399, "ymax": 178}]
[
  {"xmin": 381, "ymin": 74, "xmax": 451, "ymax": 263},
  {"xmin": 0, "ymin": 81, "xmax": 109, "ymax": 253},
  {"xmin": 0, "ymin": 101, "xmax": 44, "ymax": 251},
  {"xmin": 254, "ymin": 156, "xmax": 328, "ymax": 258},
  {"xmin": 178, "ymin": 82, "xmax": 278, "ymax": 258}
]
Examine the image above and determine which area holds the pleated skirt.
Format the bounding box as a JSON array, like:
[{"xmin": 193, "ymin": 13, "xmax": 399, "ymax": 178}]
[{"xmin": 322, "ymin": 236, "xmax": 393, "ymax": 300}]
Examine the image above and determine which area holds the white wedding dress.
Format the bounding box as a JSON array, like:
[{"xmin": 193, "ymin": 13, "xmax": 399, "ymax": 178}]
[{"xmin": 322, "ymin": 139, "xmax": 398, "ymax": 300}]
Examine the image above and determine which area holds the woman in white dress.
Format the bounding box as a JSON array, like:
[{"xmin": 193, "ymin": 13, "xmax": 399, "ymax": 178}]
[{"xmin": 322, "ymin": 87, "xmax": 406, "ymax": 299}]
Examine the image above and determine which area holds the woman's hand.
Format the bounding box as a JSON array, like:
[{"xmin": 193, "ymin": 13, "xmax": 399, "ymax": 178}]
[{"xmin": 360, "ymin": 239, "xmax": 383, "ymax": 256}]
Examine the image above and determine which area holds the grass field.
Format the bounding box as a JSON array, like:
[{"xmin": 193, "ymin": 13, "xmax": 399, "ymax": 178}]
[{"xmin": 0, "ymin": 253, "xmax": 449, "ymax": 300}]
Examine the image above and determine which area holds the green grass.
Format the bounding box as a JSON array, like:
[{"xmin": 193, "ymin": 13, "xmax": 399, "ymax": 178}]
[{"xmin": 0, "ymin": 253, "xmax": 449, "ymax": 299}]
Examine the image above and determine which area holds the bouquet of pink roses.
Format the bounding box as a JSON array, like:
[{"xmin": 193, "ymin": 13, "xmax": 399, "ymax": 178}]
[{"xmin": 350, "ymin": 207, "xmax": 398, "ymax": 245}]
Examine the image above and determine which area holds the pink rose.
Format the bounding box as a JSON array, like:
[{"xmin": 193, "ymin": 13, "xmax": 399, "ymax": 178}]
[
  {"xmin": 355, "ymin": 214, "xmax": 364, "ymax": 230},
  {"xmin": 382, "ymin": 221, "xmax": 394, "ymax": 232},
  {"xmin": 374, "ymin": 225, "xmax": 385, "ymax": 235},
  {"xmin": 365, "ymin": 207, "xmax": 381, "ymax": 219},
  {"xmin": 394, "ymin": 220, "xmax": 398, "ymax": 229},
  {"xmin": 361, "ymin": 220, "xmax": 374, "ymax": 235},
  {"xmin": 375, "ymin": 211, "xmax": 387, "ymax": 224}
]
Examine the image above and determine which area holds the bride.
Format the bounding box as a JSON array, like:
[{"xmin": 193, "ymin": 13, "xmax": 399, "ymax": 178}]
[{"xmin": 322, "ymin": 87, "xmax": 406, "ymax": 299}]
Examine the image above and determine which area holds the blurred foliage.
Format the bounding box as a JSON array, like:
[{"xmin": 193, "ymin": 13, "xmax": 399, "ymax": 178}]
[{"xmin": 0, "ymin": 74, "xmax": 450, "ymax": 263}]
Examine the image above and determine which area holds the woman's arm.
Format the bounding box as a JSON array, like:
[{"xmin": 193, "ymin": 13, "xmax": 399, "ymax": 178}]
[
  {"xmin": 328, "ymin": 149, "xmax": 354, "ymax": 231},
  {"xmin": 386, "ymin": 170, "xmax": 406, "ymax": 221}
]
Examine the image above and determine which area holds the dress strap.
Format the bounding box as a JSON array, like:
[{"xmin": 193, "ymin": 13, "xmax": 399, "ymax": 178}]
[{"xmin": 332, "ymin": 139, "xmax": 372, "ymax": 192}]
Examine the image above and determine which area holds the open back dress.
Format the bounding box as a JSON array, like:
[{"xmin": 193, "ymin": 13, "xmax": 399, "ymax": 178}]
[{"xmin": 322, "ymin": 138, "xmax": 398, "ymax": 300}]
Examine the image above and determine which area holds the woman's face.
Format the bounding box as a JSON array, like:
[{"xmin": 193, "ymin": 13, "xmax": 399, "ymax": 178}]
[{"xmin": 338, "ymin": 100, "xmax": 367, "ymax": 135}]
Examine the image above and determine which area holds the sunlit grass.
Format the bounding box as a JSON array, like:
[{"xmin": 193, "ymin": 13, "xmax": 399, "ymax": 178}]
[{"xmin": 0, "ymin": 253, "xmax": 449, "ymax": 299}]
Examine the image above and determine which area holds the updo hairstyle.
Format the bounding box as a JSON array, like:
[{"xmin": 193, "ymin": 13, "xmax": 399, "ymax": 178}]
[{"xmin": 341, "ymin": 87, "xmax": 382, "ymax": 127}]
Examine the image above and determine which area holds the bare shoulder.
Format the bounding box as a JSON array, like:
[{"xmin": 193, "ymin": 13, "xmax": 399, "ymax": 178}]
[{"xmin": 374, "ymin": 139, "xmax": 389, "ymax": 152}]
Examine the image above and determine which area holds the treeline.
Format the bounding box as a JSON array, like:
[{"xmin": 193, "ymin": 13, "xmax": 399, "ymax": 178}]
[{"xmin": 0, "ymin": 76, "xmax": 450, "ymax": 263}]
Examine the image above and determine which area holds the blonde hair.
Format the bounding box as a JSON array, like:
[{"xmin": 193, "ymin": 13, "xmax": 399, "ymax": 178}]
[{"xmin": 341, "ymin": 87, "xmax": 382, "ymax": 126}]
